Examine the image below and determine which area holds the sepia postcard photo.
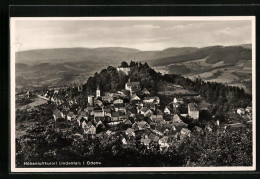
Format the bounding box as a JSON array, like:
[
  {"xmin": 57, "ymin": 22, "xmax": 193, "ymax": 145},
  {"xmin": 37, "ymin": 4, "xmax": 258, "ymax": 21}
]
[{"xmin": 10, "ymin": 16, "xmax": 256, "ymax": 172}]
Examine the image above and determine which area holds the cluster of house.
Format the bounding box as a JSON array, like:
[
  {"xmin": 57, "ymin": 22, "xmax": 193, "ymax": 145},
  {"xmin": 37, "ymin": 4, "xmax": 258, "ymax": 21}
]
[
  {"xmin": 236, "ymin": 106, "xmax": 252, "ymax": 117},
  {"xmin": 52, "ymin": 80, "xmax": 204, "ymax": 151}
]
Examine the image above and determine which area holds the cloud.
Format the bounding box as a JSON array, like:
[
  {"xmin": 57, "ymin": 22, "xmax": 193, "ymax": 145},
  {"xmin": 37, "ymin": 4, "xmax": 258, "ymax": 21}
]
[
  {"xmin": 132, "ymin": 24, "xmax": 161, "ymax": 29},
  {"xmin": 14, "ymin": 19, "xmax": 252, "ymax": 51}
]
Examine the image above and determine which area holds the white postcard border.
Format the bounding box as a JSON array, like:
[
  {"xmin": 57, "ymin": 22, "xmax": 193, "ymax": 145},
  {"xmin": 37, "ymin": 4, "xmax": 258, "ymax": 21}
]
[{"xmin": 10, "ymin": 16, "xmax": 256, "ymax": 172}]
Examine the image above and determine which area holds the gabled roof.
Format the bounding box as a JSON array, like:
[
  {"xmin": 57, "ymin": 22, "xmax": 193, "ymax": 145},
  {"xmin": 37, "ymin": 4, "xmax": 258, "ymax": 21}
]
[
  {"xmin": 137, "ymin": 121, "xmax": 149, "ymax": 128},
  {"xmin": 141, "ymin": 107, "xmax": 150, "ymax": 113},
  {"xmin": 112, "ymin": 111, "xmax": 120, "ymax": 117},
  {"xmin": 87, "ymin": 106, "xmax": 94, "ymax": 111},
  {"xmin": 131, "ymin": 94, "xmax": 141, "ymax": 100},
  {"xmin": 141, "ymin": 138, "xmax": 151, "ymax": 145},
  {"xmin": 155, "ymin": 125, "xmax": 166, "ymax": 133},
  {"xmin": 79, "ymin": 111, "xmax": 87, "ymax": 117},
  {"xmin": 125, "ymin": 128, "xmax": 135, "ymax": 134},
  {"xmin": 153, "ymin": 136, "xmax": 160, "ymax": 142},
  {"xmin": 67, "ymin": 112, "xmax": 75, "ymax": 118},
  {"xmin": 53, "ymin": 109, "xmax": 63, "ymax": 118},
  {"xmin": 86, "ymin": 121, "xmax": 94, "ymax": 128},
  {"xmin": 159, "ymin": 136, "xmax": 168, "ymax": 143},
  {"xmin": 148, "ymin": 133, "xmax": 156, "ymax": 141},
  {"xmin": 172, "ymin": 114, "xmax": 182, "ymax": 123},
  {"xmin": 143, "ymin": 96, "xmax": 157, "ymax": 101},
  {"xmin": 164, "ymin": 106, "xmax": 172, "ymax": 112},
  {"xmin": 104, "ymin": 108, "xmax": 111, "ymax": 113},
  {"xmin": 144, "ymin": 128, "xmax": 152, "ymax": 136},
  {"xmin": 53, "ymin": 109, "xmax": 60, "ymax": 115},
  {"xmin": 188, "ymin": 103, "xmax": 198, "ymax": 111},
  {"xmin": 142, "ymin": 88, "xmax": 150, "ymax": 93},
  {"xmin": 181, "ymin": 128, "xmax": 191, "ymax": 135},
  {"xmin": 144, "ymin": 103, "xmax": 156, "ymax": 108},
  {"xmin": 136, "ymin": 113, "xmax": 145, "ymax": 120},
  {"xmin": 151, "ymin": 114, "xmax": 163, "ymax": 120}
]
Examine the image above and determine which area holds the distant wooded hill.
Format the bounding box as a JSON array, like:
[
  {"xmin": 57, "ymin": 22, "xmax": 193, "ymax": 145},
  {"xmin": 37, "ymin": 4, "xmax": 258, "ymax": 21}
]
[
  {"xmin": 15, "ymin": 44, "xmax": 252, "ymax": 93},
  {"xmin": 16, "ymin": 44, "xmax": 251, "ymax": 65}
]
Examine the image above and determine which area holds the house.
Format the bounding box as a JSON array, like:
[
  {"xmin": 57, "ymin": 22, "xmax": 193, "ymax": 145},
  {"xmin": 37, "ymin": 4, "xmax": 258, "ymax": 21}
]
[
  {"xmin": 148, "ymin": 133, "xmax": 160, "ymax": 143},
  {"xmin": 67, "ymin": 112, "xmax": 76, "ymax": 121},
  {"xmin": 104, "ymin": 108, "xmax": 112, "ymax": 117},
  {"xmin": 25, "ymin": 91, "xmax": 31, "ymax": 97},
  {"xmin": 143, "ymin": 128, "xmax": 152, "ymax": 138},
  {"xmin": 150, "ymin": 114, "xmax": 163, "ymax": 121},
  {"xmin": 180, "ymin": 128, "xmax": 191, "ymax": 137},
  {"xmin": 140, "ymin": 107, "xmax": 153, "ymax": 117},
  {"xmin": 164, "ymin": 106, "xmax": 172, "ymax": 115},
  {"xmin": 194, "ymin": 126, "xmax": 203, "ymax": 134},
  {"xmin": 113, "ymin": 98, "xmax": 124, "ymax": 104},
  {"xmin": 87, "ymin": 106, "xmax": 94, "ymax": 112},
  {"xmin": 83, "ymin": 121, "xmax": 96, "ymax": 134},
  {"xmin": 61, "ymin": 110, "xmax": 68, "ymax": 118},
  {"xmin": 117, "ymin": 90, "xmax": 129, "ymax": 97},
  {"xmin": 136, "ymin": 105, "xmax": 143, "ymax": 113},
  {"xmin": 172, "ymin": 100, "xmax": 180, "ymax": 109},
  {"xmin": 125, "ymin": 81, "xmax": 140, "ymax": 91},
  {"xmin": 94, "ymin": 99, "xmax": 103, "ymax": 107},
  {"xmin": 173, "ymin": 97, "xmax": 184, "ymax": 104},
  {"xmin": 121, "ymin": 137, "xmax": 127, "ymax": 145},
  {"xmin": 140, "ymin": 138, "xmax": 151, "ymax": 149},
  {"xmin": 125, "ymin": 128, "xmax": 135, "ymax": 137},
  {"xmin": 143, "ymin": 96, "xmax": 160, "ymax": 104},
  {"xmin": 116, "ymin": 67, "xmax": 130, "ymax": 75},
  {"xmin": 158, "ymin": 136, "xmax": 170, "ymax": 149},
  {"xmin": 132, "ymin": 121, "xmax": 150, "ymax": 130},
  {"xmin": 93, "ymin": 108, "xmax": 104, "ymax": 117},
  {"xmin": 53, "ymin": 109, "xmax": 63, "ymax": 121},
  {"xmin": 106, "ymin": 130, "xmax": 112, "ymax": 136},
  {"xmin": 126, "ymin": 105, "xmax": 137, "ymax": 115},
  {"xmin": 111, "ymin": 111, "xmax": 120, "ymax": 121},
  {"xmin": 114, "ymin": 103, "xmax": 125, "ymax": 112},
  {"xmin": 77, "ymin": 115, "xmax": 86, "ymax": 126},
  {"xmin": 205, "ymin": 125, "xmax": 213, "ymax": 133},
  {"xmin": 119, "ymin": 113, "xmax": 127, "ymax": 121},
  {"xmin": 188, "ymin": 103, "xmax": 199, "ymax": 119},
  {"xmin": 142, "ymin": 88, "xmax": 150, "ymax": 95},
  {"xmin": 237, "ymin": 108, "xmax": 245, "ymax": 115},
  {"xmin": 144, "ymin": 103, "xmax": 156, "ymax": 111},
  {"xmin": 94, "ymin": 118, "xmax": 104, "ymax": 127},
  {"xmin": 78, "ymin": 111, "xmax": 88, "ymax": 120},
  {"xmin": 245, "ymin": 106, "xmax": 252, "ymax": 113},
  {"xmin": 143, "ymin": 97, "xmax": 155, "ymax": 104},
  {"xmin": 131, "ymin": 94, "xmax": 141, "ymax": 102},
  {"xmin": 154, "ymin": 125, "xmax": 166, "ymax": 136},
  {"xmin": 102, "ymin": 95, "xmax": 113, "ymax": 103}
]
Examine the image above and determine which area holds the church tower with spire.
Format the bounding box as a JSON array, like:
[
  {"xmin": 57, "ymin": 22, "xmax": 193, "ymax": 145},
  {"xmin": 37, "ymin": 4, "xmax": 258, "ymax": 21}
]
[{"xmin": 96, "ymin": 85, "xmax": 101, "ymax": 98}]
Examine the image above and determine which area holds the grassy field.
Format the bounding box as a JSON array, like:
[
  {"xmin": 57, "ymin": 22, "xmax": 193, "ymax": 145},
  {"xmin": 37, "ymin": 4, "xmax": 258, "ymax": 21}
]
[
  {"xmin": 19, "ymin": 97, "xmax": 48, "ymax": 110},
  {"xmin": 157, "ymin": 81, "xmax": 198, "ymax": 96}
]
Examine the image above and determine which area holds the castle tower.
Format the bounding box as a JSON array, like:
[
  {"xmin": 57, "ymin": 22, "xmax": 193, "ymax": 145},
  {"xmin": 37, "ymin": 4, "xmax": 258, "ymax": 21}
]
[
  {"xmin": 88, "ymin": 95, "xmax": 94, "ymax": 106},
  {"xmin": 96, "ymin": 85, "xmax": 101, "ymax": 98}
]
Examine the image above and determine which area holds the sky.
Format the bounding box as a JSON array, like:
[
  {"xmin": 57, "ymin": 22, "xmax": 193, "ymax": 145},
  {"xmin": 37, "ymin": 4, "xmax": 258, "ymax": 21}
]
[{"xmin": 14, "ymin": 19, "xmax": 252, "ymax": 52}]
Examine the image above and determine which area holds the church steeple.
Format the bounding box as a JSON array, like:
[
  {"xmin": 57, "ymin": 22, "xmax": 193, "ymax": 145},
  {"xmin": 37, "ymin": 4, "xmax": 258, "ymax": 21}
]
[{"xmin": 96, "ymin": 85, "xmax": 101, "ymax": 98}]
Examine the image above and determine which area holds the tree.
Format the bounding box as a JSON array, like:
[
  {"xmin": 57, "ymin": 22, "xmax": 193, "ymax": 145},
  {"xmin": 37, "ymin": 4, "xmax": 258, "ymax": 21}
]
[{"xmin": 120, "ymin": 61, "xmax": 128, "ymax": 68}]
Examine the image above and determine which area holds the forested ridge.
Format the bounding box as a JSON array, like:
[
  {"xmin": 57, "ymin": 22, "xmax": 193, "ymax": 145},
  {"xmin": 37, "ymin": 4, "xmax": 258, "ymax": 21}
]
[{"xmin": 83, "ymin": 61, "xmax": 251, "ymax": 114}]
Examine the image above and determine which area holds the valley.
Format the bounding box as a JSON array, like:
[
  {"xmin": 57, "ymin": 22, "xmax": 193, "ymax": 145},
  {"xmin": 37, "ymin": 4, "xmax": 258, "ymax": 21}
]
[{"xmin": 15, "ymin": 44, "xmax": 252, "ymax": 94}]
